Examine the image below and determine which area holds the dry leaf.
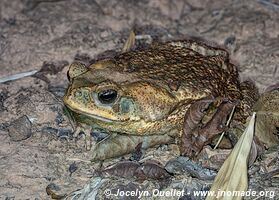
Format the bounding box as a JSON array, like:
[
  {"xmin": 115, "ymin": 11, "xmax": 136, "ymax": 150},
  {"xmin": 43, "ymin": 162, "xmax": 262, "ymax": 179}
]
[
  {"xmin": 180, "ymin": 96, "xmax": 214, "ymax": 156},
  {"xmin": 65, "ymin": 177, "xmax": 108, "ymax": 200},
  {"xmin": 135, "ymin": 162, "xmax": 171, "ymax": 180},
  {"xmin": 102, "ymin": 161, "xmax": 141, "ymax": 178},
  {"xmin": 165, "ymin": 156, "xmax": 217, "ymax": 180},
  {"xmin": 102, "ymin": 160, "xmax": 171, "ymax": 181},
  {"xmin": 206, "ymin": 112, "xmax": 256, "ymax": 200},
  {"xmin": 264, "ymin": 82, "xmax": 279, "ymax": 93},
  {"xmin": 197, "ymin": 146, "xmax": 231, "ymax": 170},
  {"xmin": 181, "ymin": 98, "xmax": 236, "ymax": 157}
]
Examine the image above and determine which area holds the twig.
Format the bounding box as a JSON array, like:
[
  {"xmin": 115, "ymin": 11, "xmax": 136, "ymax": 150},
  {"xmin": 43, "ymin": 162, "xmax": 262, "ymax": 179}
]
[
  {"xmin": 0, "ymin": 70, "xmax": 38, "ymax": 83},
  {"xmin": 257, "ymin": 0, "xmax": 279, "ymax": 11},
  {"xmin": 214, "ymin": 105, "xmax": 236, "ymax": 149}
]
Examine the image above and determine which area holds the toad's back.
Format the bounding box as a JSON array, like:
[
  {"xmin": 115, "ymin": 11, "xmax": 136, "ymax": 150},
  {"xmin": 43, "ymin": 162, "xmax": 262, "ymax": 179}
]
[{"xmin": 111, "ymin": 40, "xmax": 242, "ymax": 101}]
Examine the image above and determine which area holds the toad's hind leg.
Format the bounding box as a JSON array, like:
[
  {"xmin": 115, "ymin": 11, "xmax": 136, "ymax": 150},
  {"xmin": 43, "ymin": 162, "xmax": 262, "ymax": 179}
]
[
  {"xmin": 235, "ymin": 80, "xmax": 260, "ymax": 122},
  {"xmin": 91, "ymin": 134, "xmax": 174, "ymax": 161}
]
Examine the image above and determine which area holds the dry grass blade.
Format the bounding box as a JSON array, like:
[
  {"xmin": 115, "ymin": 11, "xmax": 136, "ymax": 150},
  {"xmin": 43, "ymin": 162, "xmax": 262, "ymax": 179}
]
[
  {"xmin": 122, "ymin": 31, "xmax": 136, "ymax": 52},
  {"xmin": 206, "ymin": 112, "xmax": 256, "ymax": 200},
  {"xmin": 0, "ymin": 70, "xmax": 38, "ymax": 83}
]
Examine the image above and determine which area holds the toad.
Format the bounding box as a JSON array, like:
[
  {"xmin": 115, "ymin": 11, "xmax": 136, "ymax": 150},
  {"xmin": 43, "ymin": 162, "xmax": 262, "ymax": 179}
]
[{"xmin": 63, "ymin": 34, "xmax": 276, "ymax": 161}]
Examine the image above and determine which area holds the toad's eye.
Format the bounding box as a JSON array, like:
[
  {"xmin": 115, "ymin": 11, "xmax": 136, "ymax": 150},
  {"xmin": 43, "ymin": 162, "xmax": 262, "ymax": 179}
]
[{"xmin": 98, "ymin": 89, "xmax": 118, "ymax": 104}]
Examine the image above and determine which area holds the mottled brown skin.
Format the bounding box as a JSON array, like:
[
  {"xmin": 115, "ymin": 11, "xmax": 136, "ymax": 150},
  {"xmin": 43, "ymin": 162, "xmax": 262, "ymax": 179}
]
[{"xmin": 63, "ymin": 39, "xmax": 258, "ymax": 156}]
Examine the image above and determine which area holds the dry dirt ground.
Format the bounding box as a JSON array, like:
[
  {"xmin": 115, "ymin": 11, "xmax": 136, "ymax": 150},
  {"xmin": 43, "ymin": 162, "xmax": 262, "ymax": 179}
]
[{"xmin": 0, "ymin": 0, "xmax": 279, "ymax": 199}]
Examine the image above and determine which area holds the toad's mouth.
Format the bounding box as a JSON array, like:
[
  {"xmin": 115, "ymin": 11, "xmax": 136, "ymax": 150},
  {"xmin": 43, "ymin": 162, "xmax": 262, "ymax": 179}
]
[{"xmin": 65, "ymin": 104, "xmax": 115, "ymax": 123}]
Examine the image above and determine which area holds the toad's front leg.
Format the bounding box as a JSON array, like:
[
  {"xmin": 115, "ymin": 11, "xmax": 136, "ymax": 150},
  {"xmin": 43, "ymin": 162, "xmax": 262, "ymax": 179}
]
[
  {"xmin": 72, "ymin": 123, "xmax": 94, "ymax": 150},
  {"xmin": 64, "ymin": 107, "xmax": 95, "ymax": 150},
  {"xmin": 180, "ymin": 98, "xmax": 237, "ymax": 157}
]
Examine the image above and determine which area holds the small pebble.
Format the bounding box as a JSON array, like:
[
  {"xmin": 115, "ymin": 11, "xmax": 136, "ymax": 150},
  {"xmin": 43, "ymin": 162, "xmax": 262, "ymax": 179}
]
[
  {"xmin": 69, "ymin": 162, "xmax": 78, "ymax": 176},
  {"xmin": 41, "ymin": 127, "xmax": 58, "ymax": 135},
  {"xmin": 224, "ymin": 35, "xmax": 236, "ymax": 46},
  {"xmin": 8, "ymin": 115, "xmax": 32, "ymax": 141},
  {"xmin": 58, "ymin": 128, "xmax": 72, "ymax": 138},
  {"xmin": 46, "ymin": 183, "xmax": 65, "ymax": 199}
]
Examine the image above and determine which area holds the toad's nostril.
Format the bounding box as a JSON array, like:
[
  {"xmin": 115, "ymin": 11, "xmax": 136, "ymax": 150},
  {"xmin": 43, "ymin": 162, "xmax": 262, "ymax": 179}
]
[{"xmin": 74, "ymin": 91, "xmax": 83, "ymax": 99}]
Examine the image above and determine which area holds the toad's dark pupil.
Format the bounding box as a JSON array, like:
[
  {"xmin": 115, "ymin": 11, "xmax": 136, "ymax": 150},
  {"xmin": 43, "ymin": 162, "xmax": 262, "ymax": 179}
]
[{"xmin": 98, "ymin": 89, "xmax": 117, "ymax": 104}]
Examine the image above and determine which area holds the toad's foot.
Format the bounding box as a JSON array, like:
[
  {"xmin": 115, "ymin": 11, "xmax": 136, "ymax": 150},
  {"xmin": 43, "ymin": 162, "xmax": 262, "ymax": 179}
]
[
  {"xmin": 91, "ymin": 133, "xmax": 173, "ymax": 161},
  {"xmin": 180, "ymin": 99, "xmax": 237, "ymax": 157},
  {"xmin": 73, "ymin": 124, "xmax": 94, "ymax": 151}
]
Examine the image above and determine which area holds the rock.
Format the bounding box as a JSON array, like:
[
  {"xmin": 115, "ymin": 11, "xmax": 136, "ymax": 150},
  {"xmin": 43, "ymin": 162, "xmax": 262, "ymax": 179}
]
[{"xmin": 8, "ymin": 115, "xmax": 32, "ymax": 141}]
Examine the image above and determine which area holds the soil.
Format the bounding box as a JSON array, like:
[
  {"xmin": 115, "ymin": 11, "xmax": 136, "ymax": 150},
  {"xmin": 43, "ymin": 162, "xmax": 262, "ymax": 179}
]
[{"xmin": 0, "ymin": 0, "xmax": 279, "ymax": 199}]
